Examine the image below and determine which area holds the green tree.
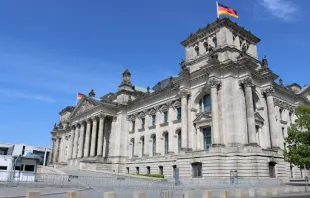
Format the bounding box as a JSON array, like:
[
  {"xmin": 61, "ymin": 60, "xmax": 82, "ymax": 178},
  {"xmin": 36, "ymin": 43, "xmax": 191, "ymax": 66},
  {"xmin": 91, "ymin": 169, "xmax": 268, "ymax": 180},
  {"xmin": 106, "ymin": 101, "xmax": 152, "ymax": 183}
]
[{"xmin": 284, "ymin": 105, "xmax": 310, "ymax": 169}]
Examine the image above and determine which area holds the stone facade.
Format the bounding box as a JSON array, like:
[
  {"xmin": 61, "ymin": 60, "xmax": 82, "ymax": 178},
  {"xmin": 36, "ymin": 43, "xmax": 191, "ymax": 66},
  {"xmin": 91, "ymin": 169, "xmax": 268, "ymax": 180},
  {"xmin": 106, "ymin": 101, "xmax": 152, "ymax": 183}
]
[{"xmin": 49, "ymin": 18, "xmax": 310, "ymax": 179}]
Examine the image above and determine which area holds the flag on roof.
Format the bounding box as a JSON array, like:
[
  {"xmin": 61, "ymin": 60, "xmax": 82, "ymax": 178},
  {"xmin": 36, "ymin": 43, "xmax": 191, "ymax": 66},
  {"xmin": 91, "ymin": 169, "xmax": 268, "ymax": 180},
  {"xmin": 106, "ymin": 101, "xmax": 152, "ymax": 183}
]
[
  {"xmin": 217, "ymin": 2, "xmax": 238, "ymax": 18},
  {"xmin": 77, "ymin": 93, "xmax": 84, "ymax": 100}
]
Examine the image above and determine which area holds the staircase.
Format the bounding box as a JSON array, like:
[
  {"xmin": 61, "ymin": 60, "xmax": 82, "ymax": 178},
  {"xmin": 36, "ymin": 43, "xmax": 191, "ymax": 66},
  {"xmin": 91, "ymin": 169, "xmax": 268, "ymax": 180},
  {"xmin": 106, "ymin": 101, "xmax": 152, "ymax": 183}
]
[{"xmin": 96, "ymin": 163, "xmax": 112, "ymax": 172}]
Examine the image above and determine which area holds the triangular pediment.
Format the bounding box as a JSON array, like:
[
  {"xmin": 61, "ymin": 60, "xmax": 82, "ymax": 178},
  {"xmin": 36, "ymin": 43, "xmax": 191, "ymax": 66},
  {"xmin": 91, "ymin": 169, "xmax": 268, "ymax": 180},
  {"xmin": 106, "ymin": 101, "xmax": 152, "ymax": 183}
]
[
  {"xmin": 70, "ymin": 97, "xmax": 98, "ymax": 118},
  {"xmin": 193, "ymin": 111, "xmax": 212, "ymax": 123}
]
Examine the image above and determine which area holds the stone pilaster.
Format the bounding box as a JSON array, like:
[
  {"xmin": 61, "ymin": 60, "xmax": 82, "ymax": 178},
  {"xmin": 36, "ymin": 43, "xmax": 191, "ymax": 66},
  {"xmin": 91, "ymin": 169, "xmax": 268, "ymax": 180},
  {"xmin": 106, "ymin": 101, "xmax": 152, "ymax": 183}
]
[
  {"xmin": 77, "ymin": 122, "xmax": 86, "ymax": 158},
  {"xmin": 53, "ymin": 137, "xmax": 60, "ymax": 162},
  {"xmin": 49, "ymin": 138, "xmax": 55, "ymax": 164},
  {"xmin": 97, "ymin": 115, "xmax": 106, "ymax": 156},
  {"xmin": 84, "ymin": 119, "xmax": 92, "ymax": 157},
  {"xmin": 242, "ymin": 77, "xmax": 257, "ymax": 145},
  {"xmin": 196, "ymin": 127, "xmax": 201, "ymax": 150},
  {"xmin": 90, "ymin": 117, "xmax": 98, "ymax": 157},
  {"xmin": 209, "ymin": 78, "xmax": 221, "ymax": 146},
  {"xmin": 68, "ymin": 127, "xmax": 75, "ymax": 159},
  {"xmin": 72, "ymin": 125, "xmax": 80, "ymax": 159},
  {"xmin": 179, "ymin": 90, "xmax": 189, "ymax": 150},
  {"xmin": 265, "ymin": 87, "xmax": 280, "ymax": 148}
]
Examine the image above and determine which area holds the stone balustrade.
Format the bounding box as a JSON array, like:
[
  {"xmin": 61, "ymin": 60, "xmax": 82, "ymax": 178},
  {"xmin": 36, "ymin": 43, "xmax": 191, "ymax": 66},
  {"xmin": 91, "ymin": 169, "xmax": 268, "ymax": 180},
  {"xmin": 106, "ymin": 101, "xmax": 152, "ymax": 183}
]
[{"xmin": 26, "ymin": 186, "xmax": 309, "ymax": 198}]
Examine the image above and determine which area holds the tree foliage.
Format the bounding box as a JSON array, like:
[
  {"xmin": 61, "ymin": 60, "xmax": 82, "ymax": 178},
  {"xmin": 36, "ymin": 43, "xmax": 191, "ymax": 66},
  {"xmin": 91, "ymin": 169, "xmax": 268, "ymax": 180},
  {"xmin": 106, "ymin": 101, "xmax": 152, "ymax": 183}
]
[{"xmin": 284, "ymin": 105, "xmax": 310, "ymax": 169}]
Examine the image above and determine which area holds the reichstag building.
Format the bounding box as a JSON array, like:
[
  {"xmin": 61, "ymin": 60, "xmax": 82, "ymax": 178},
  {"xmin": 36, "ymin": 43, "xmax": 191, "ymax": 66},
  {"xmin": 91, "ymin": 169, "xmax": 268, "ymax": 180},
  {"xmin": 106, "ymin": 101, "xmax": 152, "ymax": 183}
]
[{"xmin": 49, "ymin": 18, "xmax": 310, "ymax": 179}]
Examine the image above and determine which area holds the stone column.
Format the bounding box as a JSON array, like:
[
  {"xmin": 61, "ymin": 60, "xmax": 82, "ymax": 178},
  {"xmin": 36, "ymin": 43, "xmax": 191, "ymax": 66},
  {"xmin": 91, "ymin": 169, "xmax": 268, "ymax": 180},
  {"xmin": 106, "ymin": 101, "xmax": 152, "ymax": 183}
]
[
  {"xmin": 90, "ymin": 117, "xmax": 98, "ymax": 157},
  {"xmin": 168, "ymin": 103, "xmax": 174, "ymax": 153},
  {"xmin": 180, "ymin": 90, "xmax": 189, "ymax": 150},
  {"xmin": 77, "ymin": 122, "xmax": 85, "ymax": 158},
  {"xmin": 72, "ymin": 125, "xmax": 79, "ymax": 159},
  {"xmin": 196, "ymin": 127, "xmax": 201, "ymax": 150},
  {"xmin": 68, "ymin": 127, "xmax": 75, "ymax": 159},
  {"xmin": 265, "ymin": 87, "xmax": 280, "ymax": 148},
  {"xmin": 53, "ymin": 137, "xmax": 60, "ymax": 163},
  {"xmin": 209, "ymin": 78, "xmax": 221, "ymax": 145},
  {"xmin": 257, "ymin": 127, "xmax": 262, "ymax": 146},
  {"xmin": 49, "ymin": 138, "xmax": 55, "ymax": 164},
  {"xmin": 243, "ymin": 77, "xmax": 257, "ymax": 145},
  {"xmin": 102, "ymin": 119, "xmax": 110, "ymax": 158},
  {"xmin": 84, "ymin": 119, "xmax": 92, "ymax": 157},
  {"xmin": 97, "ymin": 115, "xmax": 105, "ymax": 156}
]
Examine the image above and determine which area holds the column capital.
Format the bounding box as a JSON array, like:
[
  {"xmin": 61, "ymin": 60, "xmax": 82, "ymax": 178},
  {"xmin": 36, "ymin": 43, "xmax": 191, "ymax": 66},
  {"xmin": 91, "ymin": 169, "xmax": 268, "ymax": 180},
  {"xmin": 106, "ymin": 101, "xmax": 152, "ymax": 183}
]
[
  {"xmin": 240, "ymin": 77, "xmax": 253, "ymax": 87},
  {"xmin": 99, "ymin": 114, "xmax": 107, "ymax": 119},
  {"xmin": 92, "ymin": 116, "xmax": 99, "ymax": 122},
  {"xmin": 208, "ymin": 78, "xmax": 221, "ymax": 88},
  {"xmin": 262, "ymin": 87, "xmax": 275, "ymax": 96},
  {"xmin": 178, "ymin": 90, "xmax": 190, "ymax": 98}
]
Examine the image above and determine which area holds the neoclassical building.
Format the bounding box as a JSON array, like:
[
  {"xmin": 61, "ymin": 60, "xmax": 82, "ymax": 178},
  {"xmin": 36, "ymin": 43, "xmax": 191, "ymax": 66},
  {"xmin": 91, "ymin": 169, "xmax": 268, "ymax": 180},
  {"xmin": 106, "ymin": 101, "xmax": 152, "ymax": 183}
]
[{"xmin": 49, "ymin": 18, "xmax": 310, "ymax": 179}]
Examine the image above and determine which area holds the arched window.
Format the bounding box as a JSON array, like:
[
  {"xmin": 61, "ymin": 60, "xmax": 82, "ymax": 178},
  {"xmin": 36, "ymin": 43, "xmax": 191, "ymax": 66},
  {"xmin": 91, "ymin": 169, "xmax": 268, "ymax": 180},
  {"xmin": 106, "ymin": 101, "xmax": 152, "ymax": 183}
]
[
  {"xmin": 177, "ymin": 131, "xmax": 182, "ymax": 151},
  {"xmin": 195, "ymin": 46, "xmax": 199, "ymax": 56},
  {"xmin": 152, "ymin": 135, "xmax": 156, "ymax": 155},
  {"xmin": 203, "ymin": 127, "xmax": 211, "ymax": 150},
  {"xmin": 164, "ymin": 133, "xmax": 168, "ymax": 155},
  {"xmin": 141, "ymin": 137, "xmax": 145, "ymax": 156},
  {"xmin": 199, "ymin": 95, "xmax": 211, "ymax": 112},
  {"xmin": 203, "ymin": 42, "xmax": 208, "ymax": 51},
  {"xmin": 213, "ymin": 37, "xmax": 217, "ymax": 48}
]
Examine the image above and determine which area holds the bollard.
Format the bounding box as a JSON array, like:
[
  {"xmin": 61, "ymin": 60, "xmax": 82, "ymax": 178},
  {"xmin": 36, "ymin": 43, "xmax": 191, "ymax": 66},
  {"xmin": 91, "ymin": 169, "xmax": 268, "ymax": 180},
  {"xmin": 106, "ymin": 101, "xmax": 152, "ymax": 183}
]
[
  {"xmin": 162, "ymin": 191, "xmax": 170, "ymax": 198},
  {"xmin": 271, "ymin": 188, "xmax": 279, "ymax": 196},
  {"xmin": 219, "ymin": 191, "xmax": 229, "ymax": 198},
  {"xmin": 183, "ymin": 191, "xmax": 193, "ymax": 198},
  {"xmin": 284, "ymin": 187, "xmax": 291, "ymax": 194},
  {"xmin": 202, "ymin": 190, "xmax": 212, "ymax": 198},
  {"xmin": 248, "ymin": 189, "xmax": 257, "ymax": 197},
  {"xmin": 234, "ymin": 189, "xmax": 243, "ymax": 198},
  {"xmin": 26, "ymin": 192, "xmax": 41, "ymax": 198},
  {"xmin": 134, "ymin": 191, "xmax": 146, "ymax": 198},
  {"xmin": 260, "ymin": 188, "xmax": 267, "ymax": 197},
  {"xmin": 68, "ymin": 191, "xmax": 81, "ymax": 198},
  {"xmin": 104, "ymin": 192, "xmax": 116, "ymax": 198}
]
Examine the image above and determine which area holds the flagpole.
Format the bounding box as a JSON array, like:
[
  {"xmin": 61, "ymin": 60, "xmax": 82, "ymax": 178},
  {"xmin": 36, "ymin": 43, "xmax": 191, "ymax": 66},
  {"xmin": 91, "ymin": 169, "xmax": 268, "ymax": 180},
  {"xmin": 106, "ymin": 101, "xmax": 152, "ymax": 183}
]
[{"xmin": 216, "ymin": 1, "xmax": 219, "ymax": 18}]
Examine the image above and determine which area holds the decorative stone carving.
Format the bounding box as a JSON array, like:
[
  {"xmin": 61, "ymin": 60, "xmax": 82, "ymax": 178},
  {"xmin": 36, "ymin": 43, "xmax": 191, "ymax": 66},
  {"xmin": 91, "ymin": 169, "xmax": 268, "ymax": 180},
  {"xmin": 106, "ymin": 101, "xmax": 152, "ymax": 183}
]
[
  {"xmin": 138, "ymin": 111, "xmax": 146, "ymax": 118},
  {"xmin": 159, "ymin": 104, "xmax": 168, "ymax": 112},
  {"xmin": 274, "ymin": 98, "xmax": 295, "ymax": 111},
  {"xmin": 261, "ymin": 55, "xmax": 268, "ymax": 68},
  {"xmin": 173, "ymin": 100, "xmax": 181, "ymax": 108},
  {"xmin": 148, "ymin": 108, "xmax": 157, "ymax": 115},
  {"xmin": 178, "ymin": 90, "xmax": 190, "ymax": 98},
  {"xmin": 88, "ymin": 89, "xmax": 95, "ymax": 97},
  {"xmin": 208, "ymin": 78, "xmax": 221, "ymax": 88},
  {"xmin": 75, "ymin": 101, "xmax": 94, "ymax": 116},
  {"xmin": 263, "ymin": 87, "xmax": 275, "ymax": 96},
  {"xmin": 241, "ymin": 77, "xmax": 253, "ymax": 87}
]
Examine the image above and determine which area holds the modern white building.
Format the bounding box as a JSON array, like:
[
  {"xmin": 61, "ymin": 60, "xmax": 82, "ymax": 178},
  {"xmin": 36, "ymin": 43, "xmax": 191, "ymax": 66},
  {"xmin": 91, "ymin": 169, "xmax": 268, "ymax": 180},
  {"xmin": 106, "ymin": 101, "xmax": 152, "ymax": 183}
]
[
  {"xmin": 0, "ymin": 143, "xmax": 47, "ymax": 182},
  {"xmin": 49, "ymin": 18, "xmax": 310, "ymax": 179}
]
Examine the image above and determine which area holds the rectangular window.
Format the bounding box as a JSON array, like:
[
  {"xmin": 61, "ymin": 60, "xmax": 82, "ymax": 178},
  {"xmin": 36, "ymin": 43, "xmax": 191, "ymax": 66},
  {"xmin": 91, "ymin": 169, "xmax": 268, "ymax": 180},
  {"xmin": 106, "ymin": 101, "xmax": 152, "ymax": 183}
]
[
  {"xmin": 280, "ymin": 109, "xmax": 283, "ymax": 120},
  {"xmin": 152, "ymin": 115, "xmax": 156, "ymax": 126},
  {"xmin": 282, "ymin": 127, "xmax": 285, "ymax": 137},
  {"xmin": 141, "ymin": 118, "xmax": 145, "ymax": 129},
  {"xmin": 199, "ymin": 99, "xmax": 202, "ymax": 112},
  {"xmin": 147, "ymin": 166, "xmax": 151, "ymax": 175},
  {"xmin": 136, "ymin": 167, "xmax": 139, "ymax": 175},
  {"xmin": 164, "ymin": 134, "xmax": 169, "ymax": 155},
  {"xmin": 15, "ymin": 165, "xmax": 24, "ymax": 171},
  {"xmin": 164, "ymin": 111, "xmax": 168, "ymax": 124},
  {"xmin": 24, "ymin": 165, "xmax": 35, "ymax": 172},
  {"xmin": 177, "ymin": 107, "xmax": 181, "ymax": 120},
  {"xmin": 152, "ymin": 137, "xmax": 156, "ymax": 155},
  {"xmin": 203, "ymin": 127, "xmax": 212, "ymax": 150},
  {"xmin": 132, "ymin": 121, "xmax": 135, "ymax": 131},
  {"xmin": 192, "ymin": 163, "xmax": 202, "ymax": 178},
  {"xmin": 159, "ymin": 166, "xmax": 163, "ymax": 175},
  {"xmin": 0, "ymin": 166, "xmax": 7, "ymax": 170},
  {"xmin": 142, "ymin": 139, "xmax": 145, "ymax": 156},
  {"xmin": 203, "ymin": 95, "xmax": 211, "ymax": 112},
  {"xmin": 178, "ymin": 133, "xmax": 182, "ymax": 151}
]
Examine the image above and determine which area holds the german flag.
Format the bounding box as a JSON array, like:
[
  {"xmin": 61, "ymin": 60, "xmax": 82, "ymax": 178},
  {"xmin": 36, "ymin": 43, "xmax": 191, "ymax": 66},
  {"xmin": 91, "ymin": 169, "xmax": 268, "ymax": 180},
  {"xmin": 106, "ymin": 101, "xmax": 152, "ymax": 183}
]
[
  {"xmin": 218, "ymin": 3, "xmax": 238, "ymax": 18},
  {"xmin": 77, "ymin": 93, "xmax": 84, "ymax": 100}
]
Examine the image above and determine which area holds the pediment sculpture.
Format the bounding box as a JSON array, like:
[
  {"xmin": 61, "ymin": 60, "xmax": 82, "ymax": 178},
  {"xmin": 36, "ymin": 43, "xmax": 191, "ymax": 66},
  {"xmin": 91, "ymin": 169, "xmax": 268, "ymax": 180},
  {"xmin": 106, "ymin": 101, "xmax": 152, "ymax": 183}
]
[{"xmin": 75, "ymin": 101, "xmax": 94, "ymax": 117}]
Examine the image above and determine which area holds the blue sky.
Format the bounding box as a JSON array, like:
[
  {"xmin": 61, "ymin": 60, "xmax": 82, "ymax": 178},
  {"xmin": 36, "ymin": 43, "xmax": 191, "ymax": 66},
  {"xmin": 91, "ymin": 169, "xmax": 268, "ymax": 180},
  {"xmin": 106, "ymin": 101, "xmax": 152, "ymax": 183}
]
[{"xmin": 0, "ymin": 0, "xmax": 309, "ymax": 147}]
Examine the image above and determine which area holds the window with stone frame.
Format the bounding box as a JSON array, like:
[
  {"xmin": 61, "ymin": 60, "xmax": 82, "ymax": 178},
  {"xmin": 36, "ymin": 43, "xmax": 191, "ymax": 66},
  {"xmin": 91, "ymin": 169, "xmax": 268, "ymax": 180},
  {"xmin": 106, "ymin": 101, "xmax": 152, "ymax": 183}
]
[
  {"xmin": 152, "ymin": 115, "xmax": 156, "ymax": 126},
  {"xmin": 203, "ymin": 127, "xmax": 211, "ymax": 150},
  {"xmin": 289, "ymin": 112, "xmax": 292, "ymax": 123},
  {"xmin": 269, "ymin": 162, "xmax": 276, "ymax": 178},
  {"xmin": 178, "ymin": 131, "xmax": 182, "ymax": 151},
  {"xmin": 141, "ymin": 137, "xmax": 145, "ymax": 156},
  {"xmin": 194, "ymin": 46, "xmax": 199, "ymax": 56},
  {"xmin": 159, "ymin": 166, "xmax": 163, "ymax": 175},
  {"xmin": 164, "ymin": 133, "xmax": 169, "ymax": 155},
  {"xmin": 152, "ymin": 135, "xmax": 156, "ymax": 155},
  {"xmin": 131, "ymin": 138, "xmax": 135, "ymax": 157},
  {"xmin": 141, "ymin": 118, "xmax": 145, "ymax": 129},
  {"xmin": 199, "ymin": 95, "xmax": 211, "ymax": 112},
  {"xmin": 192, "ymin": 162, "xmax": 202, "ymax": 178},
  {"xmin": 163, "ymin": 111, "xmax": 168, "ymax": 124},
  {"xmin": 279, "ymin": 109, "xmax": 283, "ymax": 120},
  {"xmin": 147, "ymin": 166, "xmax": 151, "ymax": 174},
  {"xmin": 212, "ymin": 37, "xmax": 217, "ymax": 48},
  {"xmin": 177, "ymin": 107, "xmax": 181, "ymax": 120},
  {"xmin": 132, "ymin": 121, "xmax": 135, "ymax": 131},
  {"xmin": 136, "ymin": 167, "xmax": 139, "ymax": 175}
]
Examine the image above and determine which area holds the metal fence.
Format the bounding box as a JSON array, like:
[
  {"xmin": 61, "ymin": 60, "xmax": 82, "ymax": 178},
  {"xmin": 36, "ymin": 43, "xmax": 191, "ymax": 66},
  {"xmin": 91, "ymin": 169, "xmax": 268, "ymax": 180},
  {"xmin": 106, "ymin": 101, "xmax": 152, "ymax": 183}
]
[{"xmin": 0, "ymin": 171, "xmax": 284, "ymax": 190}]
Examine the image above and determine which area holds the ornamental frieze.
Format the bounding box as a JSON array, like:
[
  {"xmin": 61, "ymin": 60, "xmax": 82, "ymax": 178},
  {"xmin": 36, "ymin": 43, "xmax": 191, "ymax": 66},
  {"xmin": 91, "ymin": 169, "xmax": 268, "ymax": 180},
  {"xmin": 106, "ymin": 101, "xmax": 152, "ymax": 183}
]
[{"xmin": 273, "ymin": 98, "xmax": 295, "ymax": 112}]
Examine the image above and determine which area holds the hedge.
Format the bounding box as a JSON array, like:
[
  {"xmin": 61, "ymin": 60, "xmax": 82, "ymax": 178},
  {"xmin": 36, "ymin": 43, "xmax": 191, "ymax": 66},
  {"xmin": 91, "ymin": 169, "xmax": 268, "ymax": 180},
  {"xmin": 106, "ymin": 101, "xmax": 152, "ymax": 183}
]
[{"xmin": 135, "ymin": 174, "xmax": 165, "ymax": 178}]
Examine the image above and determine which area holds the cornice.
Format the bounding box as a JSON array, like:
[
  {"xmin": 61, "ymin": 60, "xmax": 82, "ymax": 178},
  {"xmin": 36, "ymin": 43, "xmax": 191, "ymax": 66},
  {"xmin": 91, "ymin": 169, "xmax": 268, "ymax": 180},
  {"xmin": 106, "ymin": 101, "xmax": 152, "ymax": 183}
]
[
  {"xmin": 273, "ymin": 98, "xmax": 296, "ymax": 112},
  {"xmin": 181, "ymin": 18, "xmax": 260, "ymax": 47}
]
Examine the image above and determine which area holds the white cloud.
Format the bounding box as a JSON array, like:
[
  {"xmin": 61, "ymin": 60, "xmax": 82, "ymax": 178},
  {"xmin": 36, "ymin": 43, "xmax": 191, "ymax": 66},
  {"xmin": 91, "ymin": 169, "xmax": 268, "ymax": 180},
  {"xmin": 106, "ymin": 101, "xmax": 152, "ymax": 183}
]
[
  {"xmin": 0, "ymin": 88, "xmax": 55, "ymax": 103},
  {"xmin": 260, "ymin": 0, "xmax": 298, "ymax": 21}
]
